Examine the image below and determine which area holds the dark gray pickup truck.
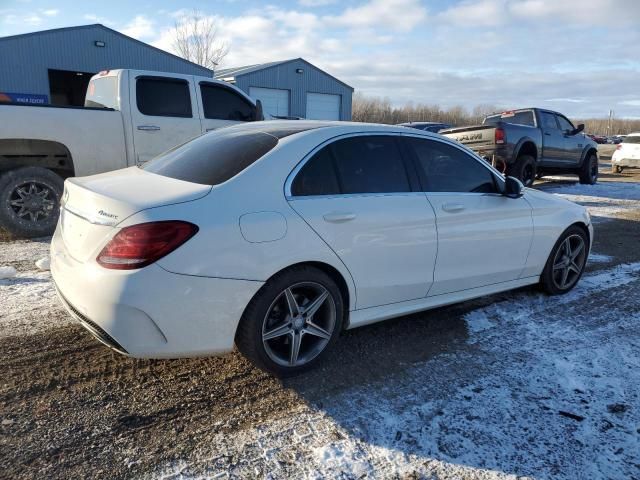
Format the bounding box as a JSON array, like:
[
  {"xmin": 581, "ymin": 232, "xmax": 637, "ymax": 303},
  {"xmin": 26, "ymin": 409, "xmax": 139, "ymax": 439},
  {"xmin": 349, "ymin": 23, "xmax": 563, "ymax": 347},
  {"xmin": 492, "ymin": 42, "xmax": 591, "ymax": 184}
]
[{"xmin": 440, "ymin": 108, "xmax": 599, "ymax": 187}]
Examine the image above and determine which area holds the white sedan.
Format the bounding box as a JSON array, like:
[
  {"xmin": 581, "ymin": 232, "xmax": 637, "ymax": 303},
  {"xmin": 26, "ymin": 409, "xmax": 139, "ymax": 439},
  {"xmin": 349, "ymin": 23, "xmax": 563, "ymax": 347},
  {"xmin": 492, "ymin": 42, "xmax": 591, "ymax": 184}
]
[
  {"xmin": 612, "ymin": 132, "xmax": 640, "ymax": 173},
  {"xmin": 51, "ymin": 121, "xmax": 593, "ymax": 375}
]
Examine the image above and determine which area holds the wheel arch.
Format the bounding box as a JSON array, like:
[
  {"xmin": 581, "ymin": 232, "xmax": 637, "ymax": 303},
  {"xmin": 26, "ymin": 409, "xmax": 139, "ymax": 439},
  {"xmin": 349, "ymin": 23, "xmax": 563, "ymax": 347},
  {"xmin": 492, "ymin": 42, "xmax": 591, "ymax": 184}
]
[
  {"xmin": 580, "ymin": 146, "xmax": 598, "ymax": 167},
  {"xmin": 0, "ymin": 138, "xmax": 75, "ymax": 179},
  {"xmin": 515, "ymin": 138, "xmax": 538, "ymax": 162},
  {"xmin": 248, "ymin": 260, "xmax": 353, "ymax": 330}
]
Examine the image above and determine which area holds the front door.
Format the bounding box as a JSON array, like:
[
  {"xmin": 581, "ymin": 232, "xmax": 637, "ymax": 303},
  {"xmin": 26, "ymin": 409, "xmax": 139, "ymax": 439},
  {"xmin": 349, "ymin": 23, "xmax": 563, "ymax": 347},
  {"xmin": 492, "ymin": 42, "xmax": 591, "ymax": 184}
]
[
  {"xmin": 556, "ymin": 114, "xmax": 583, "ymax": 165},
  {"xmin": 129, "ymin": 74, "xmax": 202, "ymax": 165},
  {"xmin": 403, "ymin": 135, "xmax": 533, "ymax": 296},
  {"xmin": 287, "ymin": 135, "xmax": 438, "ymax": 309}
]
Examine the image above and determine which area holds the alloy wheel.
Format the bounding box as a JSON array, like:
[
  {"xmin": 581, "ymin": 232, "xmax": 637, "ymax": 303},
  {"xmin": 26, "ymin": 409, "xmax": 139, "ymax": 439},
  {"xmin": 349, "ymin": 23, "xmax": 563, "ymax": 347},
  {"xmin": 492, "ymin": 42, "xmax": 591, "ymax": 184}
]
[
  {"xmin": 8, "ymin": 181, "xmax": 56, "ymax": 223},
  {"xmin": 262, "ymin": 282, "xmax": 336, "ymax": 367},
  {"xmin": 552, "ymin": 234, "xmax": 587, "ymax": 290}
]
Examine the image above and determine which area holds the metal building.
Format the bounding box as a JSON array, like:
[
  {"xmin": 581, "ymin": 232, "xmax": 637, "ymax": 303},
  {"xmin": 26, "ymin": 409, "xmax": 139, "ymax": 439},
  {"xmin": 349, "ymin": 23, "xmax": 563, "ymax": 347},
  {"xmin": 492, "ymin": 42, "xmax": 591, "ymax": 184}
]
[
  {"xmin": 0, "ymin": 24, "xmax": 212, "ymax": 106},
  {"xmin": 215, "ymin": 58, "xmax": 353, "ymax": 121}
]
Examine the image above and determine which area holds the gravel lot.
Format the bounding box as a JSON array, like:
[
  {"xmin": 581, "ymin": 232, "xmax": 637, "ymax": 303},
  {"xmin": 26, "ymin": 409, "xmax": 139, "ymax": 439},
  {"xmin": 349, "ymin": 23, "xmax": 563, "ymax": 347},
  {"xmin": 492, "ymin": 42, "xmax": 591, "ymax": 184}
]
[{"xmin": 1, "ymin": 162, "xmax": 639, "ymax": 479}]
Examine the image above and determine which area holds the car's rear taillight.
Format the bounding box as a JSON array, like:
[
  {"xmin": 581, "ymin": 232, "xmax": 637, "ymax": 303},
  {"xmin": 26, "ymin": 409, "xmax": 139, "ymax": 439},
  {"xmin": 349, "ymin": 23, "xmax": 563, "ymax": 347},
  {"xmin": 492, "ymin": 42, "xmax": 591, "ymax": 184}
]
[
  {"xmin": 616, "ymin": 144, "xmax": 622, "ymax": 150},
  {"xmin": 97, "ymin": 221, "xmax": 198, "ymax": 270},
  {"xmin": 495, "ymin": 128, "xmax": 506, "ymax": 144}
]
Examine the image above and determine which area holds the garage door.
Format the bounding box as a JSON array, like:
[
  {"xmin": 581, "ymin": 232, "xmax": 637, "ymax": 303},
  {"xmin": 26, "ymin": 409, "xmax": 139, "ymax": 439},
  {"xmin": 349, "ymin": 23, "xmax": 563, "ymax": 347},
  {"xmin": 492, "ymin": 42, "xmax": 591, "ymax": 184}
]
[
  {"xmin": 248, "ymin": 87, "xmax": 289, "ymax": 118},
  {"xmin": 306, "ymin": 93, "xmax": 341, "ymax": 120}
]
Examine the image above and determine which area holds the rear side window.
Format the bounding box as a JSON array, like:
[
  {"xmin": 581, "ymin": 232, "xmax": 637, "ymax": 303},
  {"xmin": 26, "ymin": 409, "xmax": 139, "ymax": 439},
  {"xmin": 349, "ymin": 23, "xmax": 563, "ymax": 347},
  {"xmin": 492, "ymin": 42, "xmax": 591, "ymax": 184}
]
[
  {"xmin": 407, "ymin": 138, "xmax": 498, "ymax": 193},
  {"xmin": 291, "ymin": 148, "xmax": 340, "ymax": 196},
  {"xmin": 137, "ymin": 77, "xmax": 192, "ymax": 117},
  {"xmin": 200, "ymin": 83, "xmax": 255, "ymax": 121},
  {"xmin": 85, "ymin": 76, "xmax": 118, "ymax": 109},
  {"xmin": 332, "ymin": 136, "xmax": 411, "ymax": 194},
  {"xmin": 484, "ymin": 111, "xmax": 535, "ymax": 127},
  {"xmin": 141, "ymin": 129, "xmax": 277, "ymax": 185},
  {"xmin": 622, "ymin": 136, "xmax": 640, "ymax": 144}
]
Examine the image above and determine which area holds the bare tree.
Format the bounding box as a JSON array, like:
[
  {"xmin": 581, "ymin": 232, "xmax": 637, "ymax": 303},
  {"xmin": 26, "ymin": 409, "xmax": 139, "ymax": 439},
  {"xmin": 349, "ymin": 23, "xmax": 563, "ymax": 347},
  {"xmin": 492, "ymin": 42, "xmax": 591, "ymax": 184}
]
[{"xmin": 172, "ymin": 10, "xmax": 229, "ymax": 70}]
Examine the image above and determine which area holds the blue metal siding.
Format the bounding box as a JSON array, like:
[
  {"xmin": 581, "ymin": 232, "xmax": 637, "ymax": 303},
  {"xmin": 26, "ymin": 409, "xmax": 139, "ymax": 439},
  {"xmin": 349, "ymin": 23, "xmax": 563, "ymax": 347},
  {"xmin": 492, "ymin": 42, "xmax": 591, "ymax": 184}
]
[
  {"xmin": 0, "ymin": 25, "xmax": 212, "ymax": 100},
  {"xmin": 233, "ymin": 59, "xmax": 352, "ymax": 120}
]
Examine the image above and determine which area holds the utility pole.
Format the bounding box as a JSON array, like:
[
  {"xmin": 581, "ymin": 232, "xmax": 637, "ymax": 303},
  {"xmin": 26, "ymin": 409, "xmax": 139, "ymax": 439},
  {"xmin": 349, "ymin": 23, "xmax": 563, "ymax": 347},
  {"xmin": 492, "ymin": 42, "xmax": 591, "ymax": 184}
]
[{"xmin": 608, "ymin": 109, "xmax": 613, "ymax": 135}]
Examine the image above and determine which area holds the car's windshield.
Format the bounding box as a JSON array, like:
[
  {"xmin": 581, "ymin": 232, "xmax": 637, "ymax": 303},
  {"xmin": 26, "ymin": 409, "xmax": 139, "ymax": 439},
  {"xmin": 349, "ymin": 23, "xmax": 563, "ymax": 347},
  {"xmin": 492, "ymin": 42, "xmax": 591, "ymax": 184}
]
[
  {"xmin": 84, "ymin": 76, "xmax": 118, "ymax": 109},
  {"xmin": 484, "ymin": 110, "xmax": 535, "ymax": 127},
  {"xmin": 141, "ymin": 129, "xmax": 279, "ymax": 186},
  {"xmin": 623, "ymin": 136, "xmax": 640, "ymax": 144}
]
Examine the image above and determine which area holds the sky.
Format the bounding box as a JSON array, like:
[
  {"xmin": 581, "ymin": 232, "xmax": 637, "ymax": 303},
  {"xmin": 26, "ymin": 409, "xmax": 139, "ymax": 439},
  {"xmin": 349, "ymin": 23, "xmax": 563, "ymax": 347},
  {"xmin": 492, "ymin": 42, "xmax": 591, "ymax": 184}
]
[{"xmin": 1, "ymin": 0, "xmax": 640, "ymax": 118}]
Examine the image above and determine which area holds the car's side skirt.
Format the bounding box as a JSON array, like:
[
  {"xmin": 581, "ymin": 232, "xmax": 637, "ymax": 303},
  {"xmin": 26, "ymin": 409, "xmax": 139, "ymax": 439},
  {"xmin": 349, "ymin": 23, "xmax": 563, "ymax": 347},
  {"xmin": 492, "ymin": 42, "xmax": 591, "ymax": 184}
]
[{"xmin": 347, "ymin": 276, "xmax": 540, "ymax": 329}]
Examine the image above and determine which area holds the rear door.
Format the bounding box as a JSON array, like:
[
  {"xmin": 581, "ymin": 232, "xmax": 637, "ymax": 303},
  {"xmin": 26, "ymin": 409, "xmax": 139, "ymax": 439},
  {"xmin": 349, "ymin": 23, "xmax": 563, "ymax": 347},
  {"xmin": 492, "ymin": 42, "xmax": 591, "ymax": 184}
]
[
  {"xmin": 129, "ymin": 74, "xmax": 202, "ymax": 165},
  {"xmin": 404, "ymin": 136, "xmax": 533, "ymax": 296},
  {"xmin": 197, "ymin": 81, "xmax": 256, "ymax": 133},
  {"xmin": 287, "ymin": 134, "xmax": 438, "ymax": 309},
  {"xmin": 538, "ymin": 110, "xmax": 566, "ymax": 163}
]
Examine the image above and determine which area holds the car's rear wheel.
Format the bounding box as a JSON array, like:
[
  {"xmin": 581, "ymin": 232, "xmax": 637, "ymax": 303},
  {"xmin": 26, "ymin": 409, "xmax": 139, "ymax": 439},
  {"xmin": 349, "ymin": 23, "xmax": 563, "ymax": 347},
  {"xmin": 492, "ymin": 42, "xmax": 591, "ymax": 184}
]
[
  {"xmin": 235, "ymin": 266, "xmax": 344, "ymax": 376},
  {"xmin": 0, "ymin": 167, "xmax": 63, "ymax": 238},
  {"xmin": 540, "ymin": 226, "xmax": 589, "ymax": 295},
  {"xmin": 612, "ymin": 165, "xmax": 623, "ymax": 174},
  {"xmin": 579, "ymin": 153, "xmax": 598, "ymax": 184},
  {"xmin": 510, "ymin": 154, "xmax": 536, "ymax": 188}
]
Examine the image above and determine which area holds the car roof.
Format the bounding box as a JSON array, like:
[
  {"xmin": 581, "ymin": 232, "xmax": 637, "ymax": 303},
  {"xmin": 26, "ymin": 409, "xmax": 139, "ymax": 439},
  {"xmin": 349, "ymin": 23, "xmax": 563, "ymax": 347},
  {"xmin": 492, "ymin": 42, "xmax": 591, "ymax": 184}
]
[{"xmin": 220, "ymin": 120, "xmax": 445, "ymax": 139}]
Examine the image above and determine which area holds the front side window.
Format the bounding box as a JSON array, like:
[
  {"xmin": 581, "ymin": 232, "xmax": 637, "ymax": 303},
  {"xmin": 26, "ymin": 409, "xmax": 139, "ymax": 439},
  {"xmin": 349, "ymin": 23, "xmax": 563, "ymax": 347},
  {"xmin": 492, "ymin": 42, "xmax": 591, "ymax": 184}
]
[
  {"xmin": 200, "ymin": 84, "xmax": 255, "ymax": 121},
  {"xmin": 540, "ymin": 112, "xmax": 559, "ymax": 130},
  {"xmin": 623, "ymin": 136, "xmax": 640, "ymax": 144},
  {"xmin": 407, "ymin": 137, "xmax": 499, "ymax": 193},
  {"xmin": 136, "ymin": 77, "xmax": 192, "ymax": 117},
  {"xmin": 556, "ymin": 115, "xmax": 574, "ymax": 132}
]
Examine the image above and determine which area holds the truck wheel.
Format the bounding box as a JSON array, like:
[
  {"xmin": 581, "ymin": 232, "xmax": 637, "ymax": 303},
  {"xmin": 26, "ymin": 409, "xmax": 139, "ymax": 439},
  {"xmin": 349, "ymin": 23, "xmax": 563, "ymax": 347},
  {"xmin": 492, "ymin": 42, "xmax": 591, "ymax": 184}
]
[
  {"xmin": 510, "ymin": 155, "xmax": 536, "ymax": 188},
  {"xmin": 579, "ymin": 153, "xmax": 598, "ymax": 185},
  {"xmin": 0, "ymin": 167, "xmax": 63, "ymax": 238}
]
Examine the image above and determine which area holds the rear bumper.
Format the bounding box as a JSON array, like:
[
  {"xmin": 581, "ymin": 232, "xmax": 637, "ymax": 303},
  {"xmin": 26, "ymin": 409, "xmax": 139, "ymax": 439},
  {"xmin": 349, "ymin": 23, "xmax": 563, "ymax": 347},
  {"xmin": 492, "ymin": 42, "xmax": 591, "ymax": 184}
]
[
  {"xmin": 50, "ymin": 227, "xmax": 264, "ymax": 358},
  {"xmin": 612, "ymin": 156, "xmax": 640, "ymax": 168}
]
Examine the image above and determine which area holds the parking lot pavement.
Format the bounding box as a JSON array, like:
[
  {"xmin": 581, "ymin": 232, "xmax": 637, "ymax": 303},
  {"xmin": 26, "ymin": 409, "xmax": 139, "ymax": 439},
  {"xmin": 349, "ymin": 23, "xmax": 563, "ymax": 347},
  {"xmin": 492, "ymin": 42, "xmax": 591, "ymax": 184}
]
[{"xmin": 1, "ymin": 169, "xmax": 640, "ymax": 479}]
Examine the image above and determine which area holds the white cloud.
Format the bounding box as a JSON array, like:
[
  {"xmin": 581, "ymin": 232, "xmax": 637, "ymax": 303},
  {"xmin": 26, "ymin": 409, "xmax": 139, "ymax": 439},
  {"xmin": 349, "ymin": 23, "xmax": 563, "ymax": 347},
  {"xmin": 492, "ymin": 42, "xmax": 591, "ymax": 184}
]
[
  {"xmin": 438, "ymin": 0, "xmax": 507, "ymax": 27},
  {"xmin": 122, "ymin": 15, "xmax": 155, "ymax": 39},
  {"xmin": 298, "ymin": 0, "xmax": 337, "ymax": 6},
  {"xmin": 326, "ymin": 0, "xmax": 427, "ymax": 32},
  {"xmin": 41, "ymin": 9, "xmax": 58, "ymax": 17}
]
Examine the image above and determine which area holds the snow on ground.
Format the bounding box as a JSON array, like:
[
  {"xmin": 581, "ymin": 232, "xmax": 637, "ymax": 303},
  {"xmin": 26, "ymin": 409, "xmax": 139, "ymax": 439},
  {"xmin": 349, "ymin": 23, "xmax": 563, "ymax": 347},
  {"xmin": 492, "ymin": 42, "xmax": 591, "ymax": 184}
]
[
  {"xmin": 589, "ymin": 252, "xmax": 613, "ymax": 263},
  {"xmin": 158, "ymin": 262, "xmax": 640, "ymax": 479},
  {"xmin": 544, "ymin": 181, "xmax": 640, "ymax": 221}
]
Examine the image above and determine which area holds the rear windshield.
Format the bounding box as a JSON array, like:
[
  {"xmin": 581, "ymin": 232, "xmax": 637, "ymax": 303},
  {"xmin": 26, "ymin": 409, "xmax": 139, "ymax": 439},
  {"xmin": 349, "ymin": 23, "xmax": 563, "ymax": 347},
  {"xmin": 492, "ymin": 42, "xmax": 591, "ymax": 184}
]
[
  {"xmin": 85, "ymin": 76, "xmax": 118, "ymax": 109},
  {"xmin": 141, "ymin": 129, "xmax": 278, "ymax": 185},
  {"xmin": 484, "ymin": 111, "xmax": 535, "ymax": 127},
  {"xmin": 623, "ymin": 136, "xmax": 640, "ymax": 144}
]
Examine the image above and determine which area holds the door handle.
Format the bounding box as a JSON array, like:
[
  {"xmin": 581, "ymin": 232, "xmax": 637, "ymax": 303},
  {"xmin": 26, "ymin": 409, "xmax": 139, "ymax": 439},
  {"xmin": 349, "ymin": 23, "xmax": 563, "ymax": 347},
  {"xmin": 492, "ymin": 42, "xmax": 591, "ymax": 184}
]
[
  {"xmin": 544, "ymin": 132, "xmax": 552, "ymax": 136},
  {"xmin": 323, "ymin": 212, "xmax": 356, "ymax": 223},
  {"xmin": 137, "ymin": 125, "xmax": 160, "ymax": 131},
  {"xmin": 206, "ymin": 127, "xmax": 217, "ymax": 132},
  {"xmin": 442, "ymin": 203, "xmax": 465, "ymax": 213}
]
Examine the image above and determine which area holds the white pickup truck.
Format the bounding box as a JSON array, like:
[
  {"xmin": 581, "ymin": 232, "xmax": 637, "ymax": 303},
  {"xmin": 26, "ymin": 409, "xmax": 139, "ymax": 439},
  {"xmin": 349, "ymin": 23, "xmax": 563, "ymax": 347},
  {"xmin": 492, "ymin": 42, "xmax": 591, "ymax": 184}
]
[{"xmin": 0, "ymin": 69, "xmax": 263, "ymax": 237}]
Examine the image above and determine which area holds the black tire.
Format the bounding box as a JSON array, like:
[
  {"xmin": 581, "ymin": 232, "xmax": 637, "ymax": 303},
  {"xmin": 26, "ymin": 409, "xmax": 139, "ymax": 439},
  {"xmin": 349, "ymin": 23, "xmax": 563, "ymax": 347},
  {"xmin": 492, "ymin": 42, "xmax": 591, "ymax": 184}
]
[
  {"xmin": 0, "ymin": 167, "xmax": 63, "ymax": 238},
  {"xmin": 613, "ymin": 165, "xmax": 623, "ymax": 174},
  {"xmin": 235, "ymin": 265, "xmax": 344, "ymax": 376},
  {"xmin": 509, "ymin": 154, "xmax": 536, "ymax": 188},
  {"xmin": 579, "ymin": 153, "xmax": 598, "ymax": 184},
  {"xmin": 540, "ymin": 225, "xmax": 589, "ymax": 295}
]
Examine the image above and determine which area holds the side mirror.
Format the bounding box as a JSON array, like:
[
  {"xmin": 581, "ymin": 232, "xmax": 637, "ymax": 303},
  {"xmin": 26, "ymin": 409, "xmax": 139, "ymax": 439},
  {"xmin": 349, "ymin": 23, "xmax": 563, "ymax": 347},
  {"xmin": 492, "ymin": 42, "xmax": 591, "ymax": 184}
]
[
  {"xmin": 254, "ymin": 99, "xmax": 264, "ymax": 121},
  {"xmin": 504, "ymin": 176, "xmax": 524, "ymax": 198},
  {"xmin": 571, "ymin": 123, "xmax": 584, "ymax": 135}
]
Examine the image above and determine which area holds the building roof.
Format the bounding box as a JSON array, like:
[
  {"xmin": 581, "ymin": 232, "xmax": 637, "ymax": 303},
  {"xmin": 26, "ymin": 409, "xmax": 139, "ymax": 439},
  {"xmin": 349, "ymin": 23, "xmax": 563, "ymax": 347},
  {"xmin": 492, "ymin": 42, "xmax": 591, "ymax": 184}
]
[
  {"xmin": 0, "ymin": 24, "xmax": 212, "ymax": 76},
  {"xmin": 214, "ymin": 57, "xmax": 353, "ymax": 90}
]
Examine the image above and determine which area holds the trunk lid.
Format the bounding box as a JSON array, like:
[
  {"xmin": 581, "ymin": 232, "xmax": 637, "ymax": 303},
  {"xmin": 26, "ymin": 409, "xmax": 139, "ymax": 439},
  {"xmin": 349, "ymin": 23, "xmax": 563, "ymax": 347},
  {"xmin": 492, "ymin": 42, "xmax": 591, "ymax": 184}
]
[
  {"xmin": 440, "ymin": 124, "xmax": 496, "ymax": 150},
  {"xmin": 60, "ymin": 167, "xmax": 211, "ymax": 262}
]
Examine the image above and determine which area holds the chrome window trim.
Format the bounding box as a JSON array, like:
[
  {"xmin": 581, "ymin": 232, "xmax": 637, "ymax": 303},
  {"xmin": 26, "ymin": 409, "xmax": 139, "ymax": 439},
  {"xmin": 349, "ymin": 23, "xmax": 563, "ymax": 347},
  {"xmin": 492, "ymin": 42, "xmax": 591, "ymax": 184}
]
[{"xmin": 284, "ymin": 130, "xmax": 506, "ymax": 199}]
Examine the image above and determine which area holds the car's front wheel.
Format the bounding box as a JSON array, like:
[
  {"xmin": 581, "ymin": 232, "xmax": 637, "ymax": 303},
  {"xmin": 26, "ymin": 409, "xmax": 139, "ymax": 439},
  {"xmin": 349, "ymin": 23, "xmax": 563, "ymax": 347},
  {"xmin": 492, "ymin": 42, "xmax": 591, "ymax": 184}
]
[
  {"xmin": 579, "ymin": 153, "xmax": 598, "ymax": 184},
  {"xmin": 540, "ymin": 226, "xmax": 589, "ymax": 295},
  {"xmin": 235, "ymin": 266, "xmax": 344, "ymax": 376}
]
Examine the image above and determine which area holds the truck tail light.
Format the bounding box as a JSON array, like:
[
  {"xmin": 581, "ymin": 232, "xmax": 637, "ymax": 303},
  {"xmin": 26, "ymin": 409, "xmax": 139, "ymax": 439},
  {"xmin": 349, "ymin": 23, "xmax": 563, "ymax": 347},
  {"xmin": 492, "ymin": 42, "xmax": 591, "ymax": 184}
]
[
  {"xmin": 616, "ymin": 144, "xmax": 622, "ymax": 150},
  {"xmin": 97, "ymin": 221, "xmax": 198, "ymax": 270},
  {"xmin": 495, "ymin": 128, "xmax": 506, "ymax": 145}
]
